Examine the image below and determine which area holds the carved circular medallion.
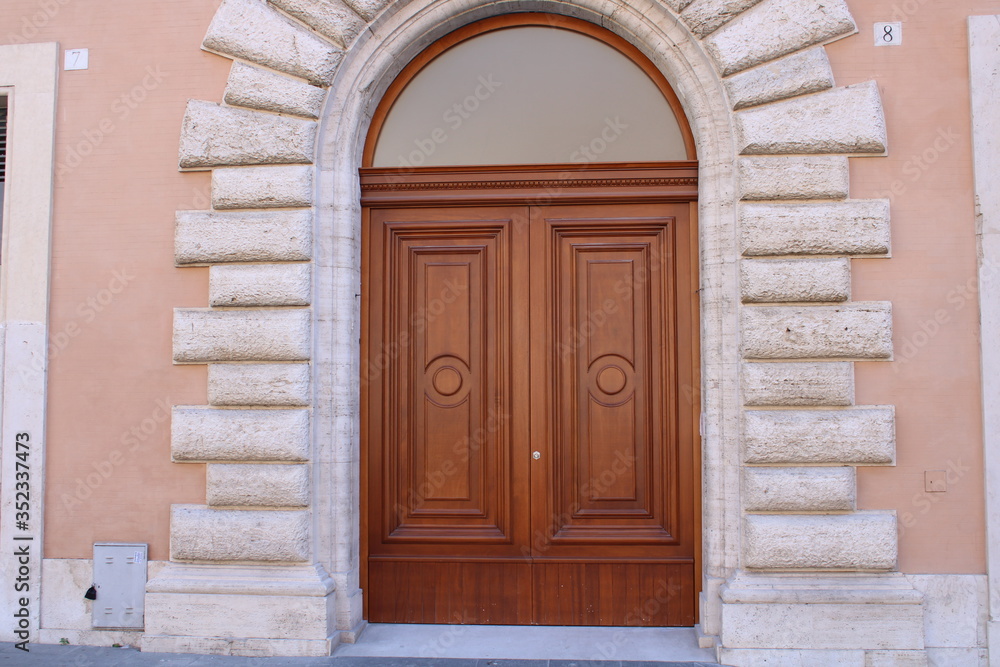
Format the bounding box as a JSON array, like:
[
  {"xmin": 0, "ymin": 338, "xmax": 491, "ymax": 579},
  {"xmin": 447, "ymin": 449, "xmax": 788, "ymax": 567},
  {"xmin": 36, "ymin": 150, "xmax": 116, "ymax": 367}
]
[
  {"xmin": 587, "ymin": 354, "xmax": 636, "ymax": 406},
  {"xmin": 432, "ymin": 366, "xmax": 463, "ymax": 396},
  {"xmin": 425, "ymin": 356, "xmax": 472, "ymax": 407},
  {"xmin": 596, "ymin": 365, "xmax": 627, "ymax": 395}
]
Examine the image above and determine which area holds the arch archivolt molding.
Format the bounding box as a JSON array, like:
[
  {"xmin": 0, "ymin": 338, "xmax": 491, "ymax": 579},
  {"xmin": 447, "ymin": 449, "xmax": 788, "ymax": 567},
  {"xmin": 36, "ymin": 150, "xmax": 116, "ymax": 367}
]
[{"xmin": 149, "ymin": 0, "xmax": 926, "ymax": 661}]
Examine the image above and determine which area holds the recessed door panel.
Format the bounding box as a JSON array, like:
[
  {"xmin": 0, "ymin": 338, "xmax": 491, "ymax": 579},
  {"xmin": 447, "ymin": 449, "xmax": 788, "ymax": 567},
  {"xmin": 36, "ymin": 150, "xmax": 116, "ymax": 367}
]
[
  {"xmin": 409, "ymin": 248, "xmax": 486, "ymax": 522},
  {"xmin": 368, "ymin": 208, "xmax": 529, "ymax": 549},
  {"xmin": 544, "ymin": 215, "xmax": 675, "ymax": 543}
]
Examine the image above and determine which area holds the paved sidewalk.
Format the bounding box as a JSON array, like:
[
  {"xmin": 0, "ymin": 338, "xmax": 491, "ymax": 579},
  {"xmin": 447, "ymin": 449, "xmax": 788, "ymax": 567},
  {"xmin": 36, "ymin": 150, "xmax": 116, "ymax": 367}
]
[{"xmin": 1, "ymin": 643, "xmax": 717, "ymax": 667}]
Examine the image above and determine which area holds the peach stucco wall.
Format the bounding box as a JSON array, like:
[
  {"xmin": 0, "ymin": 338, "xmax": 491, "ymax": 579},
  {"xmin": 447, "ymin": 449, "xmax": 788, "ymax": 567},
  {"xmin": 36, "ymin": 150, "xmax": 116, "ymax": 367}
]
[
  {"xmin": 0, "ymin": 0, "xmax": 990, "ymax": 571},
  {"xmin": 828, "ymin": 0, "xmax": 990, "ymax": 573},
  {"xmin": 2, "ymin": 0, "xmax": 227, "ymax": 561}
]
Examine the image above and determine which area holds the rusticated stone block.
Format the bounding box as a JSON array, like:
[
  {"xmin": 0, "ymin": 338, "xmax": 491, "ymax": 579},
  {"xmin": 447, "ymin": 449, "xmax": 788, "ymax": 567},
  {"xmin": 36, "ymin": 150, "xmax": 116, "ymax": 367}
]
[
  {"xmin": 743, "ymin": 407, "xmax": 895, "ymax": 464},
  {"xmin": 224, "ymin": 62, "xmax": 326, "ymax": 119},
  {"xmin": 341, "ymin": 0, "xmax": 389, "ymax": 21},
  {"xmin": 207, "ymin": 464, "xmax": 310, "ymax": 507},
  {"xmin": 213, "ymin": 165, "xmax": 313, "ymax": 209},
  {"xmin": 209, "ymin": 363, "xmax": 311, "ymax": 406},
  {"xmin": 175, "ymin": 210, "xmax": 312, "ymax": 265},
  {"xmin": 740, "ymin": 200, "xmax": 890, "ymax": 256},
  {"xmin": 203, "ymin": 0, "xmax": 342, "ymax": 86},
  {"xmin": 210, "ymin": 263, "xmax": 311, "ymax": 307},
  {"xmin": 741, "ymin": 258, "xmax": 850, "ymax": 303},
  {"xmin": 743, "ymin": 513, "xmax": 897, "ymax": 570},
  {"xmin": 719, "ymin": 572, "xmax": 924, "ymax": 650},
  {"xmin": 736, "ymin": 82, "xmax": 887, "ymax": 155},
  {"xmin": 705, "ymin": 0, "xmax": 855, "ymax": 76},
  {"xmin": 742, "ymin": 361, "xmax": 853, "ymax": 407},
  {"xmin": 268, "ymin": 0, "xmax": 365, "ymax": 48},
  {"xmin": 172, "ymin": 407, "xmax": 310, "ymax": 462},
  {"xmin": 743, "ymin": 466, "xmax": 855, "ymax": 511},
  {"xmin": 681, "ymin": 0, "xmax": 764, "ymax": 38},
  {"xmin": 171, "ymin": 505, "xmax": 309, "ymax": 561},
  {"xmin": 739, "ymin": 156, "xmax": 849, "ymax": 200},
  {"xmin": 741, "ymin": 303, "xmax": 893, "ymax": 360},
  {"xmin": 179, "ymin": 101, "xmax": 316, "ymax": 169},
  {"xmin": 144, "ymin": 584, "xmax": 332, "ymax": 649},
  {"xmin": 174, "ymin": 309, "xmax": 311, "ymax": 362},
  {"xmin": 726, "ymin": 48, "xmax": 835, "ymax": 110},
  {"xmin": 661, "ymin": 0, "xmax": 696, "ymax": 12}
]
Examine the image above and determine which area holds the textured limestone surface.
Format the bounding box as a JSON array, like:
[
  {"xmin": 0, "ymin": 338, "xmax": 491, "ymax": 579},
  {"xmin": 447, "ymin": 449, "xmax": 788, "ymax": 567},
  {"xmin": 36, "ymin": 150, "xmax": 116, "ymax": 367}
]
[
  {"xmin": 341, "ymin": 0, "xmax": 390, "ymax": 21},
  {"xmin": 705, "ymin": 0, "xmax": 855, "ymax": 76},
  {"xmin": 741, "ymin": 258, "xmax": 851, "ymax": 303},
  {"xmin": 171, "ymin": 505, "xmax": 310, "ymax": 561},
  {"xmin": 175, "ymin": 210, "xmax": 313, "ymax": 265},
  {"xmin": 736, "ymin": 82, "xmax": 887, "ymax": 155},
  {"xmin": 681, "ymin": 0, "xmax": 765, "ymax": 38},
  {"xmin": 179, "ymin": 101, "xmax": 317, "ymax": 169},
  {"xmin": 203, "ymin": 0, "xmax": 342, "ymax": 85},
  {"xmin": 738, "ymin": 155, "xmax": 849, "ymax": 200},
  {"xmin": 740, "ymin": 199, "xmax": 890, "ymax": 256},
  {"xmin": 741, "ymin": 303, "xmax": 893, "ymax": 360},
  {"xmin": 269, "ymin": 0, "xmax": 366, "ymax": 48},
  {"xmin": 743, "ymin": 466, "xmax": 856, "ymax": 511},
  {"xmin": 743, "ymin": 513, "xmax": 897, "ymax": 570},
  {"xmin": 743, "ymin": 407, "xmax": 895, "ymax": 464},
  {"xmin": 210, "ymin": 263, "xmax": 311, "ymax": 307},
  {"xmin": 143, "ymin": 592, "xmax": 331, "ymax": 645},
  {"xmin": 742, "ymin": 361, "xmax": 854, "ymax": 406},
  {"xmin": 174, "ymin": 309, "xmax": 312, "ymax": 362},
  {"xmin": 212, "ymin": 165, "xmax": 313, "ymax": 210},
  {"xmin": 208, "ymin": 363, "xmax": 311, "ymax": 406},
  {"xmin": 172, "ymin": 407, "xmax": 311, "ymax": 462},
  {"xmin": 725, "ymin": 47, "xmax": 834, "ymax": 110},
  {"xmin": 718, "ymin": 599, "xmax": 924, "ymax": 654},
  {"xmin": 207, "ymin": 463, "xmax": 310, "ymax": 507},
  {"xmin": 224, "ymin": 62, "xmax": 326, "ymax": 119}
]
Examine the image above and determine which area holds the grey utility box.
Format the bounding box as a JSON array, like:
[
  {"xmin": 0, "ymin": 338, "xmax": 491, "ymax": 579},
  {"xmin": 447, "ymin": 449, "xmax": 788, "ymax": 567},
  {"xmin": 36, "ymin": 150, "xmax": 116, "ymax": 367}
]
[{"xmin": 91, "ymin": 543, "xmax": 147, "ymax": 629}]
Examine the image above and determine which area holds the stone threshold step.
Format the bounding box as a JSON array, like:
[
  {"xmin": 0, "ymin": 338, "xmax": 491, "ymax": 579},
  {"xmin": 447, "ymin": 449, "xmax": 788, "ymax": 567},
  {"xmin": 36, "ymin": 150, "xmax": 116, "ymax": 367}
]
[{"xmin": 1, "ymin": 643, "xmax": 716, "ymax": 667}]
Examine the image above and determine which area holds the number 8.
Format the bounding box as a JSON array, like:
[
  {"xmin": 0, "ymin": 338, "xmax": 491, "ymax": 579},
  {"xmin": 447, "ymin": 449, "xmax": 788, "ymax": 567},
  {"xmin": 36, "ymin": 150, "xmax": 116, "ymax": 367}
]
[{"xmin": 883, "ymin": 25, "xmax": 894, "ymax": 42}]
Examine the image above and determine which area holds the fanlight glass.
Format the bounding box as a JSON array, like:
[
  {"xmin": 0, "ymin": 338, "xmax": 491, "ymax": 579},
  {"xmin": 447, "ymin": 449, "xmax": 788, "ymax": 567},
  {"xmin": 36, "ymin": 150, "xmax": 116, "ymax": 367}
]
[{"xmin": 371, "ymin": 26, "xmax": 688, "ymax": 167}]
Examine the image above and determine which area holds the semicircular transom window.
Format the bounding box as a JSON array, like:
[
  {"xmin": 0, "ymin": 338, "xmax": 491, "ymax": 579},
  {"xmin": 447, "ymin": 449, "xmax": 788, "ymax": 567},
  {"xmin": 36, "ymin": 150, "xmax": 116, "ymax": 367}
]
[{"xmin": 371, "ymin": 23, "xmax": 692, "ymax": 168}]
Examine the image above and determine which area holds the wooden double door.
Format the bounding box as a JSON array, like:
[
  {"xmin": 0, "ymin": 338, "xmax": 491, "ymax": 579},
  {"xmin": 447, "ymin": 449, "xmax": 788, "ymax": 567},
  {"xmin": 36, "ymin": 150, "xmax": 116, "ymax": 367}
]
[{"xmin": 362, "ymin": 173, "xmax": 699, "ymax": 626}]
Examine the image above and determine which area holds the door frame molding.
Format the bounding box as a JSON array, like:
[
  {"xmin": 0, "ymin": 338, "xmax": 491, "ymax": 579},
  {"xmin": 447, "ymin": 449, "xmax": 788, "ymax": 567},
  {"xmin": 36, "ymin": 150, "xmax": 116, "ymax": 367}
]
[
  {"xmin": 360, "ymin": 162, "xmax": 699, "ymax": 206},
  {"xmin": 316, "ymin": 0, "xmax": 742, "ymax": 640}
]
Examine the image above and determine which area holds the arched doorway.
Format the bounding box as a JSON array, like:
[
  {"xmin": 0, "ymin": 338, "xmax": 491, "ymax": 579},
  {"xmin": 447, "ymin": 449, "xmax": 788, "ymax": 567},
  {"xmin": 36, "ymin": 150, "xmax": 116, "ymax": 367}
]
[
  {"xmin": 360, "ymin": 14, "xmax": 700, "ymax": 626},
  {"xmin": 162, "ymin": 0, "xmax": 911, "ymax": 657}
]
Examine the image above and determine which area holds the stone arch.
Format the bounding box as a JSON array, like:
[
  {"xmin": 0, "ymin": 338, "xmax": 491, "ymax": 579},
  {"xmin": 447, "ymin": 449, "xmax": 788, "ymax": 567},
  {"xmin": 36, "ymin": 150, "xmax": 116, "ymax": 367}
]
[{"xmin": 158, "ymin": 0, "xmax": 920, "ymax": 661}]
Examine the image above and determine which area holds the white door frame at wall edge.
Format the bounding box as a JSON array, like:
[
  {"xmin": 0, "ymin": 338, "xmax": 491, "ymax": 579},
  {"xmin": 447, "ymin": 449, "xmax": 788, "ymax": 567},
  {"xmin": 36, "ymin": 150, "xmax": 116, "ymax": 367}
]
[
  {"xmin": 970, "ymin": 14, "xmax": 1000, "ymax": 659},
  {"xmin": 0, "ymin": 42, "xmax": 59, "ymax": 649},
  {"xmin": 161, "ymin": 0, "xmax": 919, "ymax": 661}
]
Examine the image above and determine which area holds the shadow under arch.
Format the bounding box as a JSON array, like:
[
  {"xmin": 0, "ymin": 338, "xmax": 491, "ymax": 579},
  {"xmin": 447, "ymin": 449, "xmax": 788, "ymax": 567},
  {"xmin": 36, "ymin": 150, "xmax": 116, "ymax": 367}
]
[{"xmin": 311, "ymin": 0, "xmax": 742, "ymax": 635}]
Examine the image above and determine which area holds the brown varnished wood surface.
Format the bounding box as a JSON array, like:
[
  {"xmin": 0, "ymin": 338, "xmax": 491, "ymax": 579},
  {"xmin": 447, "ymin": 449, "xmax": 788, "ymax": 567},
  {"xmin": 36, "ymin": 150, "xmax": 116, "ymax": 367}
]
[
  {"xmin": 366, "ymin": 206, "xmax": 531, "ymax": 558},
  {"xmin": 362, "ymin": 169, "xmax": 699, "ymax": 625},
  {"xmin": 360, "ymin": 163, "xmax": 698, "ymax": 207},
  {"xmin": 368, "ymin": 561, "xmax": 532, "ymax": 624},
  {"xmin": 532, "ymin": 562, "xmax": 695, "ymax": 626},
  {"xmin": 528, "ymin": 205, "xmax": 695, "ymax": 559}
]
